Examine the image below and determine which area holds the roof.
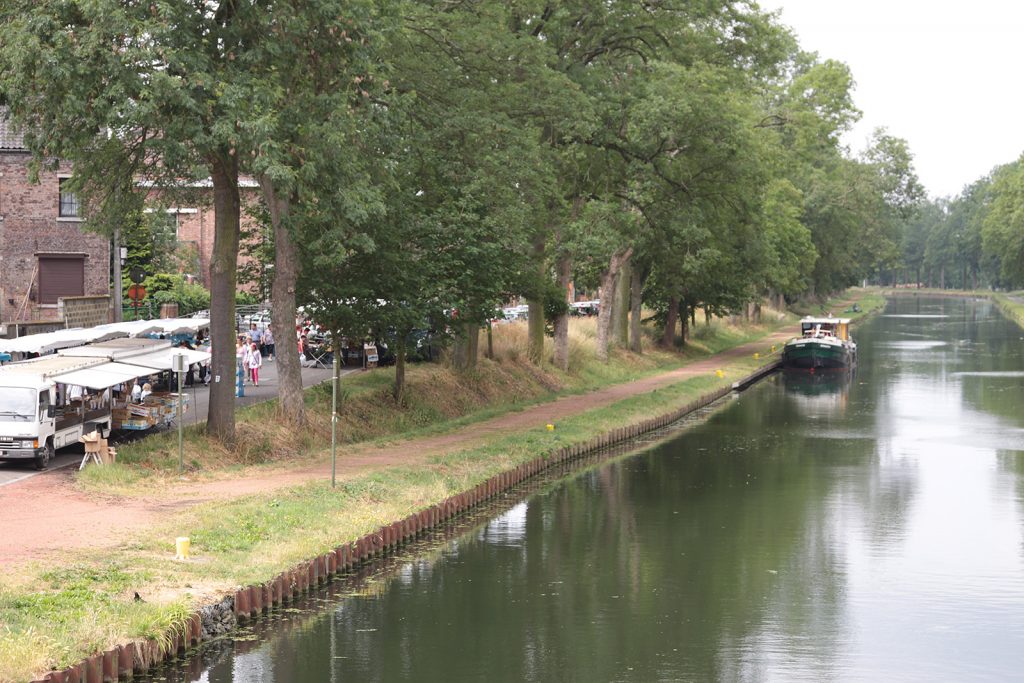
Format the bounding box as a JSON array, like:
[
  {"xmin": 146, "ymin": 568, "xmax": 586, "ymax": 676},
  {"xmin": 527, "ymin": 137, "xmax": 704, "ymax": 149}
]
[
  {"xmin": 0, "ymin": 327, "xmax": 129, "ymax": 355},
  {"xmin": 57, "ymin": 337, "xmax": 169, "ymax": 359},
  {"xmin": 119, "ymin": 346, "xmax": 210, "ymax": 371},
  {"xmin": 0, "ymin": 109, "xmax": 26, "ymax": 151},
  {"xmin": 0, "ymin": 317, "xmax": 210, "ymax": 356},
  {"xmin": 0, "ymin": 355, "xmax": 106, "ymax": 380},
  {"xmin": 800, "ymin": 317, "xmax": 851, "ymax": 324},
  {"xmin": 52, "ymin": 362, "xmax": 154, "ymax": 390}
]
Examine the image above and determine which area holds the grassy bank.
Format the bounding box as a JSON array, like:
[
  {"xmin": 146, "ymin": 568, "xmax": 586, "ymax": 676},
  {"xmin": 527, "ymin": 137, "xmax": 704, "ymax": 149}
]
[
  {"xmin": 0, "ymin": 290, "xmax": 883, "ymax": 682},
  {"xmin": 77, "ymin": 308, "xmax": 793, "ymax": 492},
  {"xmin": 993, "ymin": 291, "xmax": 1024, "ymax": 328},
  {"xmin": 879, "ymin": 286, "xmax": 1024, "ymax": 329}
]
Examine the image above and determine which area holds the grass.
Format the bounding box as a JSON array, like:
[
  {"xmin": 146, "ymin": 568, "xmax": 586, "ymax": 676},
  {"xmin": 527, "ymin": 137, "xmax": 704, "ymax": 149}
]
[
  {"xmin": 78, "ymin": 308, "xmax": 787, "ymax": 493},
  {"xmin": 1, "ymin": 289, "xmax": 885, "ymax": 682},
  {"xmin": 992, "ymin": 291, "xmax": 1024, "ymax": 328}
]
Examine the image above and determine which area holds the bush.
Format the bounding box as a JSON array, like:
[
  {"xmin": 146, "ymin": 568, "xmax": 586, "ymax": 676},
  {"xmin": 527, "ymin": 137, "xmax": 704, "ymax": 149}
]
[{"xmin": 129, "ymin": 273, "xmax": 211, "ymax": 316}]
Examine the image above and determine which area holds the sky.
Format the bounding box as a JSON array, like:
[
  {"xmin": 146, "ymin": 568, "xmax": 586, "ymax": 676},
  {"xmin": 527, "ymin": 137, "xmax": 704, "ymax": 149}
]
[{"xmin": 757, "ymin": 0, "xmax": 1024, "ymax": 199}]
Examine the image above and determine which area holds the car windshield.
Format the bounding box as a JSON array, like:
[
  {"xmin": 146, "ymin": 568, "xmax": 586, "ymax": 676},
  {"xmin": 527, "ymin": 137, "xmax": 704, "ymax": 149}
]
[{"xmin": 0, "ymin": 388, "xmax": 36, "ymax": 421}]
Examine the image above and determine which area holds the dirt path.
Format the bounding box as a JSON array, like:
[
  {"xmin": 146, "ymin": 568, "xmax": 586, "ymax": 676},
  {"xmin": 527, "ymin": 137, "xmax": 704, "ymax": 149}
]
[{"xmin": 0, "ymin": 330, "xmax": 796, "ymax": 565}]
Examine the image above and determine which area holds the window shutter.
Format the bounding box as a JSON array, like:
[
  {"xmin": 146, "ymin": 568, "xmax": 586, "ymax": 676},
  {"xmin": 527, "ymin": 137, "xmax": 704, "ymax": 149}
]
[{"xmin": 38, "ymin": 256, "xmax": 85, "ymax": 304}]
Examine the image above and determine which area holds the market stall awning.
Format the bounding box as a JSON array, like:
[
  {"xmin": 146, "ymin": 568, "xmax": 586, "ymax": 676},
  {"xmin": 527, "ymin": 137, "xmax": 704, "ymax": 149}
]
[
  {"xmin": 54, "ymin": 362, "xmax": 153, "ymax": 390},
  {"xmin": 0, "ymin": 327, "xmax": 128, "ymax": 355},
  {"xmin": 121, "ymin": 347, "xmax": 211, "ymax": 371}
]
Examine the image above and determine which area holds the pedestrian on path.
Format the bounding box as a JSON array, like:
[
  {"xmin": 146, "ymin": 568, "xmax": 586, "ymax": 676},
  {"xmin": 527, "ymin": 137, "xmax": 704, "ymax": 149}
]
[
  {"xmin": 264, "ymin": 325, "xmax": 275, "ymax": 361},
  {"xmin": 250, "ymin": 323, "xmax": 264, "ymax": 356},
  {"xmin": 247, "ymin": 341, "xmax": 263, "ymax": 386}
]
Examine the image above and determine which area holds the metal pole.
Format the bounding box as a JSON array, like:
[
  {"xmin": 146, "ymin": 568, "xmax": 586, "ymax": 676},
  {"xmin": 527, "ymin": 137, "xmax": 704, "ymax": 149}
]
[
  {"xmin": 112, "ymin": 227, "xmax": 123, "ymax": 322},
  {"xmin": 331, "ymin": 348, "xmax": 338, "ymax": 488},
  {"xmin": 176, "ymin": 353, "xmax": 184, "ymax": 473}
]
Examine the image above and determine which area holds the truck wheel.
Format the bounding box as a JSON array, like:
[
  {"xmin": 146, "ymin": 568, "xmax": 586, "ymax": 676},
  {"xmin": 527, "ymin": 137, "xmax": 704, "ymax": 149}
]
[{"xmin": 34, "ymin": 441, "xmax": 54, "ymax": 471}]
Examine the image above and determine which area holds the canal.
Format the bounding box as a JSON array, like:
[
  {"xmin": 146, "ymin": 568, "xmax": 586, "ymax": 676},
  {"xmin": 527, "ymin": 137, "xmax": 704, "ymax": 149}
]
[{"xmin": 151, "ymin": 296, "xmax": 1024, "ymax": 681}]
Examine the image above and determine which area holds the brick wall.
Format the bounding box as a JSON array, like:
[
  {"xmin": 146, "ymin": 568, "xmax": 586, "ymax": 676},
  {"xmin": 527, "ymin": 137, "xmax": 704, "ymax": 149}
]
[
  {"xmin": 165, "ymin": 188, "xmax": 261, "ymax": 291},
  {"xmin": 0, "ymin": 152, "xmax": 110, "ymax": 324},
  {"xmin": 59, "ymin": 295, "xmax": 112, "ymax": 328}
]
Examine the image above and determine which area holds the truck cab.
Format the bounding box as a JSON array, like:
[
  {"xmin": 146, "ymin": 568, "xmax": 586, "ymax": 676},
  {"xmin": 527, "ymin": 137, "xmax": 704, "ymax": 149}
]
[{"xmin": 0, "ymin": 374, "xmax": 58, "ymax": 470}]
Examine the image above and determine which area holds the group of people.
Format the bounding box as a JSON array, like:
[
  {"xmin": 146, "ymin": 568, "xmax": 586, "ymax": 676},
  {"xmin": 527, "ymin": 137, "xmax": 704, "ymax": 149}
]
[
  {"xmin": 130, "ymin": 380, "xmax": 153, "ymax": 402},
  {"xmin": 237, "ymin": 322, "xmax": 276, "ymax": 387}
]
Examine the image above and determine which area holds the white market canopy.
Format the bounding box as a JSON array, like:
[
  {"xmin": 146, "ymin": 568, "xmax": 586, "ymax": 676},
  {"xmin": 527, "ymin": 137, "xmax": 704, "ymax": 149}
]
[
  {"xmin": 0, "ymin": 327, "xmax": 129, "ymax": 355},
  {"xmin": 119, "ymin": 347, "xmax": 211, "ymax": 371},
  {"xmin": 53, "ymin": 362, "xmax": 155, "ymax": 390},
  {"xmin": 0, "ymin": 317, "xmax": 210, "ymax": 356}
]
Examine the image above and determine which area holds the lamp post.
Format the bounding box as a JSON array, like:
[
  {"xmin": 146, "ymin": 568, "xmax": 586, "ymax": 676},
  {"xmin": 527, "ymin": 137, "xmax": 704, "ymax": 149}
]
[
  {"xmin": 331, "ymin": 344, "xmax": 338, "ymax": 488},
  {"xmin": 173, "ymin": 352, "xmax": 185, "ymax": 473}
]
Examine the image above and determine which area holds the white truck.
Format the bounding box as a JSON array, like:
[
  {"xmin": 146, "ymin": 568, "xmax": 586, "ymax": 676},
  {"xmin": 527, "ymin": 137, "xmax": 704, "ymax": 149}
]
[{"xmin": 0, "ymin": 338, "xmax": 175, "ymax": 470}]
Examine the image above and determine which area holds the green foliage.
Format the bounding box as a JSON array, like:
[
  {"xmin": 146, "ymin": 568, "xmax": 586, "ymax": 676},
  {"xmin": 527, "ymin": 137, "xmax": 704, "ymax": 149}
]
[{"xmin": 983, "ymin": 157, "xmax": 1024, "ymax": 287}]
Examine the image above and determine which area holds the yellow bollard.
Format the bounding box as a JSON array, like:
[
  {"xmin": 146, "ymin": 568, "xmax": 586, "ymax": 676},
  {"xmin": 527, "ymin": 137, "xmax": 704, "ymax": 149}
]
[
  {"xmin": 715, "ymin": 369, "xmax": 724, "ymax": 379},
  {"xmin": 175, "ymin": 537, "xmax": 191, "ymax": 561},
  {"xmin": 754, "ymin": 352, "xmax": 760, "ymax": 360},
  {"xmin": 771, "ymin": 345, "xmax": 776, "ymax": 353},
  {"xmin": 546, "ymin": 423, "xmax": 555, "ymax": 431}
]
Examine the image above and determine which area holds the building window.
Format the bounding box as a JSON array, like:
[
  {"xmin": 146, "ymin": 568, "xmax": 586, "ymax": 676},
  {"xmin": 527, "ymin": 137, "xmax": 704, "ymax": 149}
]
[
  {"xmin": 58, "ymin": 178, "xmax": 79, "ymax": 218},
  {"xmin": 38, "ymin": 255, "xmax": 85, "ymax": 304}
]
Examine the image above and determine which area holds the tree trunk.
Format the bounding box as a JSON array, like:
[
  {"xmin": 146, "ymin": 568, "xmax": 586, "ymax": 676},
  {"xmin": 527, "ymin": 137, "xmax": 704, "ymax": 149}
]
[
  {"xmin": 486, "ymin": 321, "xmax": 494, "ymax": 360},
  {"xmin": 553, "ymin": 198, "xmax": 581, "ymax": 371},
  {"xmin": 661, "ymin": 295, "xmax": 678, "ymax": 348},
  {"xmin": 679, "ymin": 298, "xmax": 688, "ymax": 346},
  {"xmin": 628, "ymin": 267, "xmax": 644, "ymax": 354},
  {"xmin": 393, "ymin": 341, "xmax": 407, "ymax": 404},
  {"xmin": 259, "ymin": 175, "xmax": 304, "ymax": 428},
  {"xmin": 595, "ymin": 247, "xmax": 633, "ymax": 362},
  {"xmin": 206, "ymin": 152, "xmax": 241, "ymax": 445},
  {"xmin": 553, "ymin": 253, "xmax": 572, "ymax": 371},
  {"xmin": 452, "ymin": 322, "xmax": 479, "ymax": 371},
  {"xmin": 940, "ymin": 265, "xmax": 945, "ymax": 289},
  {"xmin": 465, "ymin": 322, "xmax": 479, "ymax": 369},
  {"xmin": 612, "ymin": 256, "xmax": 631, "ymax": 347},
  {"xmin": 527, "ymin": 232, "xmax": 546, "ymax": 365},
  {"xmin": 452, "ymin": 329, "xmax": 467, "ymax": 370}
]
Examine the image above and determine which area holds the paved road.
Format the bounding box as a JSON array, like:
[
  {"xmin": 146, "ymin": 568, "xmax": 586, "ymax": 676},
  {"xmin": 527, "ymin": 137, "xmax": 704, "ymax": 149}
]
[{"xmin": 0, "ymin": 360, "xmax": 357, "ymax": 486}]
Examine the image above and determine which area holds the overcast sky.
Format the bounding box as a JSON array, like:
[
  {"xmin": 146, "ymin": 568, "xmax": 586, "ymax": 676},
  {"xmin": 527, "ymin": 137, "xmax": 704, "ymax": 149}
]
[{"xmin": 758, "ymin": 0, "xmax": 1024, "ymax": 199}]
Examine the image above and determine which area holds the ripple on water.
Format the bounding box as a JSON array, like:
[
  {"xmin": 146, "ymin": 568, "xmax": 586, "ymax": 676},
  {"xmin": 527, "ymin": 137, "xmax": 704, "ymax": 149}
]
[
  {"xmin": 881, "ymin": 314, "xmax": 951, "ymax": 319},
  {"xmin": 875, "ymin": 340, "xmax": 947, "ymax": 350},
  {"xmin": 951, "ymin": 371, "xmax": 1024, "ymax": 378}
]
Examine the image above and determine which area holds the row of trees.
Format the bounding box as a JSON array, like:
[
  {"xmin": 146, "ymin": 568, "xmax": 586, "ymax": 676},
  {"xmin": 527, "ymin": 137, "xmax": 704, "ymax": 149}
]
[
  {"xmin": 897, "ymin": 154, "xmax": 1024, "ymax": 290},
  {"xmin": 0, "ymin": 1, "xmax": 924, "ymax": 446}
]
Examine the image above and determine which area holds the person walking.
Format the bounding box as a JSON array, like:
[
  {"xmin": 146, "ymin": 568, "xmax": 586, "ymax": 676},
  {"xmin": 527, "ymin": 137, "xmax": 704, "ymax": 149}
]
[
  {"xmin": 242, "ymin": 340, "xmax": 256, "ymax": 384},
  {"xmin": 264, "ymin": 325, "xmax": 275, "ymax": 362},
  {"xmin": 249, "ymin": 323, "xmax": 264, "ymax": 357},
  {"xmin": 247, "ymin": 341, "xmax": 263, "ymax": 386},
  {"xmin": 236, "ymin": 336, "xmax": 248, "ymax": 384}
]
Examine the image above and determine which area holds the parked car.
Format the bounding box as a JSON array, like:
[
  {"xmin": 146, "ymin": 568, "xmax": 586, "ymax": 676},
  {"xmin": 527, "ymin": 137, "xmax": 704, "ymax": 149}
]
[{"xmin": 242, "ymin": 310, "xmax": 271, "ymax": 332}]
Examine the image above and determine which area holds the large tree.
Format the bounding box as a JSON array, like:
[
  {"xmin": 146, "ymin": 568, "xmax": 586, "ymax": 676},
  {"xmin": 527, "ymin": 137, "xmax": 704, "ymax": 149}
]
[{"xmin": 0, "ymin": 0, "xmax": 261, "ymax": 442}]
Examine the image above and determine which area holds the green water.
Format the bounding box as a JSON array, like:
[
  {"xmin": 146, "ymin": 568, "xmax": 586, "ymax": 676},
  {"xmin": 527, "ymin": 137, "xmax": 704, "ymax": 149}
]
[{"xmin": 152, "ymin": 296, "xmax": 1024, "ymax": 682}]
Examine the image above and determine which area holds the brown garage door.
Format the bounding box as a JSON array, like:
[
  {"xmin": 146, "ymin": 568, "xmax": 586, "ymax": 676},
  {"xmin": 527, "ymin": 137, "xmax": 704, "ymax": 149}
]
[{"xmin": 38, "ymin": 255, "xmax": 85, "ymax": 304}]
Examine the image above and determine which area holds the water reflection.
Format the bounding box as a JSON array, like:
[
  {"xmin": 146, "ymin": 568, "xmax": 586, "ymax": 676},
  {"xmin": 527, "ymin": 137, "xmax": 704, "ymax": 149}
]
[{"xmin": 146, "ymin": 297, "xmax": 1024, "ymax": 682}]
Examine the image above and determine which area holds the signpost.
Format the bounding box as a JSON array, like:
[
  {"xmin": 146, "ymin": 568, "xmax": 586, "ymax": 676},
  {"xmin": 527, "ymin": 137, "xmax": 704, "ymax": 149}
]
[
  {"xmin": 173, "ymin": 352, "xmax": 185, "ymax": 473},
  {"xmin": 331, "ymin": 350, "xmax": 338, "ymax": 488}
]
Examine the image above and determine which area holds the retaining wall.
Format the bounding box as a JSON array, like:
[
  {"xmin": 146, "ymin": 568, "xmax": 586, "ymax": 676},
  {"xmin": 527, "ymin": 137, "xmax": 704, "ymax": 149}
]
[{"xmin": 32, "ymin": 362, "xmax": 778, "ymax": 683}]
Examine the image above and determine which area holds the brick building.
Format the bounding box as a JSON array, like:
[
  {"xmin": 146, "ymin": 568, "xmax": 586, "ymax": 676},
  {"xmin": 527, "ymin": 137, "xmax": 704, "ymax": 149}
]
[
  {"xmin": 153, "ymin": 180, "xmax": 262, "ymax": 291},
  {"xmin": 0, "ymin": 117, "xmax": 111, "ymax": 326},
  {"xmin": 1, "ymin": 113, "xmax": 263, "ymax": 330}
]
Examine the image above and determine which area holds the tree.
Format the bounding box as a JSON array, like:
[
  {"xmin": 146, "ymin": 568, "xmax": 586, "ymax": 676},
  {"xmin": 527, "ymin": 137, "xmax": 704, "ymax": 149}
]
[
  {"xmin": 0, "ymin": 0, "xmax": 264, "ymax": 443},
  {"xmin": 982, "ymin": 157, "xmax": 1024, "ymax": 287},
  {"xmin": 238, "ymin": 0, "xmax": 388, "ymax": 427}
]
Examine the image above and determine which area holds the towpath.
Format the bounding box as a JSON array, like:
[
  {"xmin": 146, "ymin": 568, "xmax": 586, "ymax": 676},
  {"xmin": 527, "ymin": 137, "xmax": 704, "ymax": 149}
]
[{"xmin": 0, "ymin": 330, "xmax": 796, "ymax": 565}]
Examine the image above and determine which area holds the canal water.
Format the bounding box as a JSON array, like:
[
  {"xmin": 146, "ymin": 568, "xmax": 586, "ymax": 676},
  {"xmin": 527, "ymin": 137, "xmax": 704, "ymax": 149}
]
[{"xmin": 153, "ymin": 296, "xmax": 1024, "ymax": 682}]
